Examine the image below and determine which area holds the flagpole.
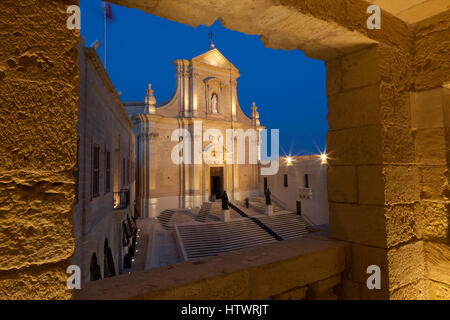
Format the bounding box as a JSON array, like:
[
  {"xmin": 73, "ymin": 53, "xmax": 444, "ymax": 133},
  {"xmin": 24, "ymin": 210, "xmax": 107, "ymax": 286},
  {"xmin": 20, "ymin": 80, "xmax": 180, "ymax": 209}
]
[{"xmin": 104, "ymin": 3, "xmax": 107, "ymax": 70}]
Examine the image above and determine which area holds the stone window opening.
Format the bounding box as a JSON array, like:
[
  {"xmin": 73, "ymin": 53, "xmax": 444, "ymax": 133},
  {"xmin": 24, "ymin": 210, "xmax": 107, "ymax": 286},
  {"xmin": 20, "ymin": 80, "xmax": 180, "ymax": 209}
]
[
  {"xmin": 105, "ymin": 150, "xmax": 111, "ymax": 194},
  {"xmin": 92, "ymin": 144, "xmax": 100, "ymax": 198},
  {"xmin": 89, "ymin": 253, "xmax": 102, "ymax": 282}
]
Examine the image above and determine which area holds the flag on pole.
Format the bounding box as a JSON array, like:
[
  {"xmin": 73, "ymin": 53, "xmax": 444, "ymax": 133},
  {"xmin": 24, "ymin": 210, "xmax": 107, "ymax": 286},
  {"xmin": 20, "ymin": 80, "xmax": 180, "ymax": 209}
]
[
  {"xmin": 101, "ymin": 2, "xmax": 114, "ymax": 70},
  {"xmin": 103, "ymin": 2, "xmax": 114, "ymax": 23}
]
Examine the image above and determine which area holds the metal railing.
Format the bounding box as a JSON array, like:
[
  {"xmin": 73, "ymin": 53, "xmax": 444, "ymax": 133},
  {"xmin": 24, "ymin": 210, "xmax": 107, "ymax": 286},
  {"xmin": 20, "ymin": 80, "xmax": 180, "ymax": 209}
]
[{"xmin": 114, "ymin": 189, "xmax": 130, "ymax": 209}]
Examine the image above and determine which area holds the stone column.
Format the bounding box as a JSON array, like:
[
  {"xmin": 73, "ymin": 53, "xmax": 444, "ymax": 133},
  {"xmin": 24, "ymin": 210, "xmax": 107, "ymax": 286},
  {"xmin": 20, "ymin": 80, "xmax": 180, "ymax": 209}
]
[
  {"xmin": 410, "ymin": 12, "xmax": 450, "ymax": 299},
  {"xmin": 327, "ymin": 44, "xmax": 426, "ymax": 299},
  {"xmin": 0, "ymin": 0, "xmax": 79, "ymax": 299}
]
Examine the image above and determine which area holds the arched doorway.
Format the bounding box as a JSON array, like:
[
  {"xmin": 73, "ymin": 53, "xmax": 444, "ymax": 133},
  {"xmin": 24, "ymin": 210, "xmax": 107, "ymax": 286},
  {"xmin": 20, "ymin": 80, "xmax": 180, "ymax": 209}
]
[
  {"xmin": 103, "ymin": 238, "xmax": 116, "ymax": 278},
  {"xmin": 89, "ymin": 253, "xmax": 102, "ymax": 282}
]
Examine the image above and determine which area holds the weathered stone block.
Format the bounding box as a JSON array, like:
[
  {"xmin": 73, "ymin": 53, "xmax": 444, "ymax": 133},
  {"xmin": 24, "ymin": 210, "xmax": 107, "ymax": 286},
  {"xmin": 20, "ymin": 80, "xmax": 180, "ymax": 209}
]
[
  {"xmin": 329, "ymin": 203, "xmax": 387, "ymax": 248},
  {"xmin": 357, "ymin": 166, "xmax": 384, "ymax": 205},
  {"xmin": 411, "ymin": 88, "xmax": 445, "ymax": 129},
  {"xmin": 0, "ymin": 262, "xmax": 72, "ymax": 300},
  {"xmin": 327, "ymin": 84, "xmax": 381, "ymax": 130},
  {"xmin": 382, "ymin": 125, "xmax": 415, "ymax": 164},
  {"xmin": 390, "ymin": 279, "xmax": 427, "ymax": 300},
  {"xmin": 306, "ymin": 274, "xmax": 340, "ymax": 300},
  {"xmin": 383, "ymin": 165, "xmax": 420, "ymax": 204},
  {"xmin": 327, "ymin": 125, "xmax": 382, "ymax": 166},
  {"xmin": 415, "ymin": 128, "xmax": 447, "ymax": 165},
  {"xmin": 325, "ymin": 58, "xmax": 341, "ymax": 97},
  {"xmin": 380, "ymin": 82, "xmax": 411, "ymax": 127},
  {"xmin": 387, "ymin": 241, "xmax": 425, "ymax": 290},
  {"xmin": 346, "ymin": 243, "xmax": 389, "ymax": 289},
  {"xmin": 419, "ymin": 166, "xmax": 447, "ymax": 200},
  {"xmin": 385, "ymin": 204, "xmax": 420, "ymax": 247},
  {"xmin": 417, "ymin": 201, "xmax": 448, "ymax": 240},
  {"xmin": 414, "ymin": 11, "xmax": 450, "ymax": 91},
  {"xmin": 271, "ymin": 286, "xmax": 307, "ymax": 300},
  {"xmin": 341, "ymin": 47, "xmax": 380, "ymax": 91},
  {"xmin": 424, "ymin": 241, "xmax": 450, "ymax": 286},
  {"xmin": 327, "ymin": 166, "xmax": 357, "ymax": 203},
  {"xmin": 428, "ymin": 279, "xmax": 450, "ymax": 300}
]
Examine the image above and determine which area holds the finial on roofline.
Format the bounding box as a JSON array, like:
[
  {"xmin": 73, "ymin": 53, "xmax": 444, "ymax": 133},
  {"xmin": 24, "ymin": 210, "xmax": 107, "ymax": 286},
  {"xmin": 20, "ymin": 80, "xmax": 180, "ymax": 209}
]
[
  {"xmin": 144, "ymin": 83, "xmax": 156, "ymax": 114},
  {"xmin": 209, "ymin": 31, "xmax": 215, "ymax": 50}
]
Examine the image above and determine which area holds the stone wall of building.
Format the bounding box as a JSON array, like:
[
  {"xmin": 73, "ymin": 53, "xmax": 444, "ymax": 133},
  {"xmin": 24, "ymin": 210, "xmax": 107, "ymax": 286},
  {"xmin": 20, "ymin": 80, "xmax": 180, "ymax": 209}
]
[
  {"xmin": 73, "ymin": 40, "xmax": 136, "ymax": 284},
  {"xmin": 261, "ymin": 156, "xmax": 329, "ymax": 226},
  {"xmin": 411, "ymin": 10, "xmax": 450, "ymax": 299}
]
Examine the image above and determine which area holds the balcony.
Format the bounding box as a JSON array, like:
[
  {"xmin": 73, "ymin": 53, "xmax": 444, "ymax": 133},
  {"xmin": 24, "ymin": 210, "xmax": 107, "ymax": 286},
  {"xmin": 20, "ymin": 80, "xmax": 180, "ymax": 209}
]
[
  {"xmin": 114, "ymin": 189, "xmax": 130, "ymax": 210},
  {"xmin": 298, "ymin": 188, "xmax": 313, "ymax": 200}
]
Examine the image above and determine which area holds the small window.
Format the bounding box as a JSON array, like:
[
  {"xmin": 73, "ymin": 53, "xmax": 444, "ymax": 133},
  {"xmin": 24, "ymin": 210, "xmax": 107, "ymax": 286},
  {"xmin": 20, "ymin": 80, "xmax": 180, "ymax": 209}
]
[
  {"xmin": 105, "ymin": 151, "xmax": 111, "ymax": 193},
  {"xmin": 92, "ymin": 145, "xmax": 100, "ymax": 198},
  {"xmin": 304, "ymin": 174, "xmax": 309, "ymax": 188},
  {"xmin": 284, "ymin": 174, "xmax": 288, "ymax": 187}
]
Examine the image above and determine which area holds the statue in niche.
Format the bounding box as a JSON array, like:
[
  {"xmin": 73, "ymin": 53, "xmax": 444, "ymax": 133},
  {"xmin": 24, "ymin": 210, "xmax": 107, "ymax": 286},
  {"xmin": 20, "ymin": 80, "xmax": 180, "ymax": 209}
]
[{"xmin": 211, "ymin": 93, "xmax": 218, "ymax": 113}]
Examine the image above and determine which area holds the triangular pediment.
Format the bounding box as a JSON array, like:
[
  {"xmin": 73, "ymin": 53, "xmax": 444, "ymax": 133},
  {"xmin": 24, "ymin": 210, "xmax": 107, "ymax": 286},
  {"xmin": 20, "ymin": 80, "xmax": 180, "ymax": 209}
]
[{"xmin": 192, "ymin": 48, "xmax": 238, "ymax": 72}]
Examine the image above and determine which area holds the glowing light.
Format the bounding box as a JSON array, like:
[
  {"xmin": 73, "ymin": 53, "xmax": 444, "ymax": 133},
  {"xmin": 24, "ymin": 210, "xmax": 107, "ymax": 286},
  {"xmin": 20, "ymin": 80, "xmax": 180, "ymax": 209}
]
[
  {"xmin": 320, "ymin": 153, "xmax": 328, "ymax": 164},
  {"xmin": 286, "ymin": 156, "xmax": 293, "ymax": 165}
]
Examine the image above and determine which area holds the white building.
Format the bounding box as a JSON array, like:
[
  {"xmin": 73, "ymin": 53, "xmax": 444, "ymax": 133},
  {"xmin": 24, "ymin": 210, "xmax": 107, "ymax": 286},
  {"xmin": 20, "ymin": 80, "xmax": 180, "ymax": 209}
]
[{"xmin": 260, "ymin": 155, "xmax": 329, "ymax": 226}]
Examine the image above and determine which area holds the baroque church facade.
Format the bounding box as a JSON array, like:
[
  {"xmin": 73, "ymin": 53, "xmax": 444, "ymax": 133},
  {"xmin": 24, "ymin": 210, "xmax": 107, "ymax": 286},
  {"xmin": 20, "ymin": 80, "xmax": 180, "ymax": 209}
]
[{"xmin": 125, "ymin": 45, "xmax": 264, "ymax": 218}]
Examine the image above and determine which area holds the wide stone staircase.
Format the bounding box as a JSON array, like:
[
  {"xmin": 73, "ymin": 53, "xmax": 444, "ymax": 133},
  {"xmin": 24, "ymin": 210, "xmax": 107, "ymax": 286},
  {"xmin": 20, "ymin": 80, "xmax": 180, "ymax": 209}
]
[{"xmin": 173, "ymin": 200, "xmax": 310, "ymax": 261}]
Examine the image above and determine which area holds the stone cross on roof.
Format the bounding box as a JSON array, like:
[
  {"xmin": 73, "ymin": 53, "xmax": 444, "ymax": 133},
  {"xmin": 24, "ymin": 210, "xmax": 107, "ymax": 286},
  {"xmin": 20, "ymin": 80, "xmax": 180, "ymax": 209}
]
[{"xmin": 209, "ymin": 31, "xmax": 215, "ymax": 50}]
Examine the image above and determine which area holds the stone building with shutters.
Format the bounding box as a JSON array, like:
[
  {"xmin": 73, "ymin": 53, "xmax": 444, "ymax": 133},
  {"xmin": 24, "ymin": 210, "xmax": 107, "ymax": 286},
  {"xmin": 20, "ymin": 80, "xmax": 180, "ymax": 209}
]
[
  {"xmin": 72, "ymin": 39, "xmax": 137, "ymax": 284},
  {"xmin": 125, "ymin": 44, "xmax": 264, "ymax": 218}
]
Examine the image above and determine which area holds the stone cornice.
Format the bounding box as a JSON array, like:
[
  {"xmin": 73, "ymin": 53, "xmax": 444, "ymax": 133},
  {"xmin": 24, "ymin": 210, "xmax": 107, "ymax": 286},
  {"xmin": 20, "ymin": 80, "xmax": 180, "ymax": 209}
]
[{"xmin": 84, "ymin": 48, "xmax": 133, "ymax": 128}]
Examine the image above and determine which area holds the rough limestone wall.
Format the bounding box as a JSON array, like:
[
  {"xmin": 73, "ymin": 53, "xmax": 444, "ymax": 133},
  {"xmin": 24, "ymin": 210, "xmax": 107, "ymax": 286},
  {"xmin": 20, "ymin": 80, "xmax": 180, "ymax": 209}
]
[
  {"xmin": 412, "ymin": 10, "xmax": 450, "ymax": 300},
  {"xmin": 326, "ymin": 40, "xmax": 426, "ymax": 299},
  {"xmin": 0, "ymin": 0, "xmax": 79, "ymax": 299}
]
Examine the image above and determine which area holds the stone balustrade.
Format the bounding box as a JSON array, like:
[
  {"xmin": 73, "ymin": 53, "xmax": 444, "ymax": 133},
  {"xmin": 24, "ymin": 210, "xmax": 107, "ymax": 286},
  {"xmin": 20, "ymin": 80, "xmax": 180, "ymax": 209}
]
[{"xmin": 75, "ymin": 232, "xmax": 346, "ymax": 300}]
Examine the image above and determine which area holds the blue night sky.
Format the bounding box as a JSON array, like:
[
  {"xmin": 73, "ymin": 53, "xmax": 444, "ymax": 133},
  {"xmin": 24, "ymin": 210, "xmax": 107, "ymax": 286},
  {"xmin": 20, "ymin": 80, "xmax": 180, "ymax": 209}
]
[{"xmin": 79, "ymin": 0, "xmax": 328, "ymax": 156}]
